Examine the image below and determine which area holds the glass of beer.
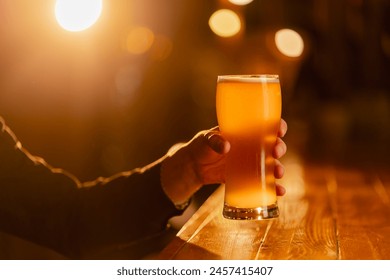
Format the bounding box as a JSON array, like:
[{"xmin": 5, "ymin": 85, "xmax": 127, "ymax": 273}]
[{"xmin": 216, "ymin": 75, "xmax": 282, "ymax": 220}]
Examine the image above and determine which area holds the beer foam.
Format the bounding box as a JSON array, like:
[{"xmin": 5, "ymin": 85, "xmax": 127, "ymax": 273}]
[{"xmin": 218, "ymin": 75, "xmax": 279, "ymax": 83}]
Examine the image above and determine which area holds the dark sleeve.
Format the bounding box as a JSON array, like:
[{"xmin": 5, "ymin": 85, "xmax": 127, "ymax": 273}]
[{"xmin": 0, "ymin": 117, "xmax": 182, "ymax": 258}]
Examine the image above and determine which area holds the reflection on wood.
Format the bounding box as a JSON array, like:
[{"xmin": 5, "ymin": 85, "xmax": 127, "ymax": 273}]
[
  {"xmin": 334, "ymin": 168, "xmax": 390, "ymax": 259},
  {"xmin": 259, "ymin": 166, "xmax": 337, "ymax": 260},
  {"xmin": 159, "ymin": 158, "xmax": 390, "ymax": 260}
]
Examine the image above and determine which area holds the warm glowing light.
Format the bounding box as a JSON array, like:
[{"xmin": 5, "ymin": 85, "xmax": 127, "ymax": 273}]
[
  {"xmin": 228, "ymin": 0, "xmax": 254, "ymax": 5},
  {"xmin": 209, "ymin": 9, "xmax": 241, "ymax": 38},
  {"xmin": 275, "ymin": 29, "xmax": 304, "ymax": 58},
  {"xmin": 55, "ymin": 0, "xmax": 102, "ymax": 32},
  {"xmin": 151, "ymin": 35, "xmax": 173, "ymax": 61},
  {"xmin": 126, "ymin": 27, "xmax": 155, "ymax": 55}
]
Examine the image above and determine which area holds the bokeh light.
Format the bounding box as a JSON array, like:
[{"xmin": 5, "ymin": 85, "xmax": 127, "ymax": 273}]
[
  {"xmin": 114, "ymin": 65, "xmax": 143, "ymax": 106},
  {"xmin": 125, "ymin": 26, "xmax": 155, "ymax": 55},
  {"xmin": 55, "ymin": 0, "xmax": 102, "ymax": 32},
  {"xmin": 150, "ymin": 34, "xmax": 173, "ymax": 61},
  {"xmin": 228, "ymin": 0, "xmax": 254, "ymax": 6},
  {"xmin": 209, "ymin": 9, "xmax": 241, "ymax": 38},
  {"xmin": 275, "ymin": 28, "xmax": 304, "ymax": 58}
]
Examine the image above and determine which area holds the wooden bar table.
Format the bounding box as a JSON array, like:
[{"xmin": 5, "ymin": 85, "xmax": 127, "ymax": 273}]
[{"xmin": 159, "ymin": 157, "xmax": 390, "ymax": 260}]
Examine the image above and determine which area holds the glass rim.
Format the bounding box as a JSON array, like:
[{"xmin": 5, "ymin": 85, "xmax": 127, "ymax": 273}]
[{"xmin": 217, "ymin": 74, "xmax": 279, "ymax": 83}]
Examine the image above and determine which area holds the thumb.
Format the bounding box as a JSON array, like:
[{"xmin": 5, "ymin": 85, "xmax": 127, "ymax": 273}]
[{"xmin": 205, "ymin": 131, "xmax": 230, "ymax": 155}]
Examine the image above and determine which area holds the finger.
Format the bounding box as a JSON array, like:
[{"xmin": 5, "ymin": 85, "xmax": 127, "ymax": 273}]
[
  {"xmin": 278, "ymin": 119, "xmax": 288, "ymax": 137},
  {"xmin": 274, "ymin": 159, "xmax": 285, "ymax": 179},
  {"xmin": 276, "ymin": 183, "xmax": 286, "ymax": 196},
  {"xmin": 204, "ymin": 130, "xmax": 230, "ymax": 154},
  {"xmin": 273, "ymin": 137, "xmax": 287, "ymax": 159}
]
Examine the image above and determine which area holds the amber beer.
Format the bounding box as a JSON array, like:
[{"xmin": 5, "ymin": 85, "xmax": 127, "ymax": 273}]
[{"xmin": 216, "ymin": 75, "xmax": 282, "ymax": 220}]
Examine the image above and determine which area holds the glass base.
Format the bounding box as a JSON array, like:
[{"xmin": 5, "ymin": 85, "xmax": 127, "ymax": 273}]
[{"xmin": 223, "ymin": 203, "xmax": 279, "ymax": 220}]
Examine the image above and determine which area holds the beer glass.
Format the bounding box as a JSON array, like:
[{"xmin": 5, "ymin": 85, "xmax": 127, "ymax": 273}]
[{"xmin": 216, "ymin": 75, "xmax": 282, "ymax": 220}]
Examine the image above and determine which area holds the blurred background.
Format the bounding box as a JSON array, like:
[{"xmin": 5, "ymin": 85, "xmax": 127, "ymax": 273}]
[
  {"xmin": 0, "ymin": 0, "xmax": 390, "ymax": 258},
  {"xmin": 1, "ymin": 0, "xmax": 389, "ymax": 180}
]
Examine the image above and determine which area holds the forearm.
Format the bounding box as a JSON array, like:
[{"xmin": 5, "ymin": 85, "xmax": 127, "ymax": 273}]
[
  {"xmin": 0, "ymin": 117, "xmax": 181, "ymax": 258},
  {"xmin": 75, "ymin": 162, "xmax": 181, "ymax": 257}
]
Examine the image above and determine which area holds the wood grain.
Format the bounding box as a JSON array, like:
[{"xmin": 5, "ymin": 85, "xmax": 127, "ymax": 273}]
[
  {"xmin": 160, "ymin": 187, "xmax": 274, "ymax": 260},
  {"xmin": 333, "ymin": 168, "xmax": 390, "ymax": 259},
  {"xmin": 159, "ymin": 162, "xmax": 390, "ymax": 260},
  {"xmin": 258, "ymin": 165, "xmax": 338, "ymax": 259}
]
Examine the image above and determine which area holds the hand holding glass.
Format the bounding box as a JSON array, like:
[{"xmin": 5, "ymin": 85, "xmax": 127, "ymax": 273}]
[{"xmin": 216, "ymin": 75, "xmax": 282, "ymax": 220}]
